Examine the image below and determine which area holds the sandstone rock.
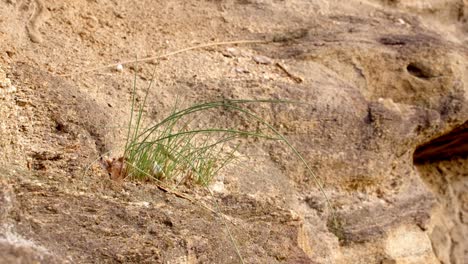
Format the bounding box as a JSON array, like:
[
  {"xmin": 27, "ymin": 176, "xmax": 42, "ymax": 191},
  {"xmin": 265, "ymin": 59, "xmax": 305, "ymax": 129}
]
[
  {"xmin": 384, "ymin": 225, "xmax": 438, "ymax": 264},
  {"xmin": 0, "ymin": 0, "xmax": 466, "ymax": 263},
  {"xmin": 0, "ymin": 66, "xmax": 16, "ymax": 95}
]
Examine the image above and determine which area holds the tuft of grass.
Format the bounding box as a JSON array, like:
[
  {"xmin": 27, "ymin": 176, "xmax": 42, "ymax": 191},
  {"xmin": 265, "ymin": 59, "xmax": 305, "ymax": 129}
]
[
  {"xmin": 120, "ymin": 71, "xmax": 331, "ymax": 207},
  {"xmin": 122, "ymin": 93, "xmax": 335, "ymax": 216},
  {"xmin": 119, "ymin": 64, "xmax": 334, "ymax": 264},
  {"xmin": 123, "ymin": 98, "xmax": 282, "ymax": 186}
]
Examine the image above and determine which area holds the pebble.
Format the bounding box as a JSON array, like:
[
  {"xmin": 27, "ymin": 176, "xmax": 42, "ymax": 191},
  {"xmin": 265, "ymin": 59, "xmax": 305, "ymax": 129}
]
[
  {"xmin": 7, "ymin": 86, "xmax": 16, "ymax": 93},
  {"xmin": 210, "ymin": 181, "xmax": 225, "ymax": 193},
  {"xmin": 0, "ymin": 67, "xmax": 16, "ymax": 95},
  {"xmin": 357, "ymin": 192, "xmax": 366, "ymax": 200},
  {"xmin": 289, "ymin": 210, "xmax": 301, "ymax": 221},
  {"xmin": 129, "ymin": 201, "xmax": 150, "ymax": 208},
  {"xmin": 116, "ymin": 64, "xmax": 124, "ymax": 72},
  {"xmin": 0, "ymin": 77, "xmax": 11, "ymax": 89},
  {"xmin": 253, "ymin": 55, "xmax": 273, "ymax": 65},
  {"xmin": 234, "ymin": 67, "xmax": 249, "ymax": 73}
]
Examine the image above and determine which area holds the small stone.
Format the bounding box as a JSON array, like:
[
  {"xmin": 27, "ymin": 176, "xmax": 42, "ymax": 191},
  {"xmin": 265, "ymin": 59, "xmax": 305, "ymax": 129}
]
[
  {"xmin": 289, "ymin": 210, "xmax": 301, "ymax": 221},
  {"xmin": 115, "ymin": 254, "xmax": 125, "ymax": 262},
  {"xmin": 6, "ymin": 85, "xmax": 16, "ymax": 93},
  {"xmin": 0, "ymin": 78, "xmax": 11, "ymax": 89},
  {"xmin": 357, "ymin": 192, "xmax": 366, "ymax": 200},
  {"xmin": 45, "ymin": 205, "xmax": 58, "ymax": 214},
  {"xmin": 151, "ymin": 163, "xmax": 163, "ymax": 177},
  {"xmin": 234, "ymin": 67, "xmax": 249, "ymax": 73},
  {"xmin": 223, "ymin": 47, "xmax": 241, "ymax": 57},
  {"xmin": 253, "ymin": 55, "xmax": 273, "ymax": 65},
  {"xmin": 0, "ymin": 66, "xmax": 13, "ymax": 94},
  {"xmin": 133, "ymin": 201, "xmax": 150, "ymax": 208},
  {"xmin": 116, "ymin": 64, "xmax": 124, "ymax": 72},
  {"xmin": 210, "ymin": 181, "xmax": 225, "ymax": 193}
]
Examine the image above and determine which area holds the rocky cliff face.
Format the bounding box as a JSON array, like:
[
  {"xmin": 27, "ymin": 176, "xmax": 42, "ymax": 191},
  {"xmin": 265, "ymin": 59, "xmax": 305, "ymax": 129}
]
[{"xmin": 0, "ymin": 0, "xmax": 466, "ymax": 263}]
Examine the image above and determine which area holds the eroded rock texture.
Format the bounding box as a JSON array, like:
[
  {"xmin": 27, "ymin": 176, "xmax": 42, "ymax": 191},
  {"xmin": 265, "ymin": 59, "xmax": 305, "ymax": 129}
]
[
  {"xmin": 0, "ymin": 0, "xmax": 466, "ymax": 263},
  {"xmin": 416, "ymin": 156, "xmax": 468, "ymax": 264}
]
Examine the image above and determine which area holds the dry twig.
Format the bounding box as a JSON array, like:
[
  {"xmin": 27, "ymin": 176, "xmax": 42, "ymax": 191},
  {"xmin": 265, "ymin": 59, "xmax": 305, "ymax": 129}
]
[
  {"xmin": 276, "ymin": 62, "xmax": 303, "ymax": 83},
  {"xmin": 60, "ymin": 40, "xmax": 268, "ymax": 77}
]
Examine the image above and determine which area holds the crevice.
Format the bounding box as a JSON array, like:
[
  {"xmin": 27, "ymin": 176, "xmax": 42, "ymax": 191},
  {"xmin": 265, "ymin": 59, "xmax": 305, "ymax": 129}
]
[
  {"xmin": 413, "ymin": 121, "xmax": 468, "ymax": 164},
  {"xmin": 406, "ymin": 62, "xmax": 434, "ymax": 79}
]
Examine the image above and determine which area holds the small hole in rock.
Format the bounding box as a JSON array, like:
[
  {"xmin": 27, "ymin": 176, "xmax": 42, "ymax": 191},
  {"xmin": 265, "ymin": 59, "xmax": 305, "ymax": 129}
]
[
  {"xmin": 55, "ymin": 120, "xmax": 69, "ymax": 133},
  {"xmin": 406, "ymin": 63, "xmax": 432, "ymax": 79}
]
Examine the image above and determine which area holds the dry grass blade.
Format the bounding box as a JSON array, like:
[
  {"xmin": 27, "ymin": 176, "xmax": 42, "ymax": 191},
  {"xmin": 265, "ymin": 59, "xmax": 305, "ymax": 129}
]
[{"xmin": 60, "ymin": 40, "xmax": 268, "ymax": 77}]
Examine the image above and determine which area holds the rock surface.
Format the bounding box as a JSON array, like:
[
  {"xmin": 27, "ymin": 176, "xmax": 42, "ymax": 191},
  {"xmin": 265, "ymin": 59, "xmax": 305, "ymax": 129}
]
[{"xmin": 0, "ymin": 0, "xmax": 466, "ymax": 263}]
